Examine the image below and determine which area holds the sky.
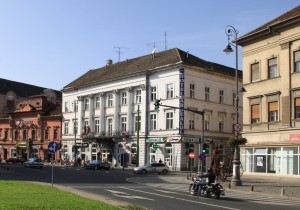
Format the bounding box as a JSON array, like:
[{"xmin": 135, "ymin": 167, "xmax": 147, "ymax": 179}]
[{"xmin": 0, "ymin": 0, "xmax": 299, "ymax": 91}]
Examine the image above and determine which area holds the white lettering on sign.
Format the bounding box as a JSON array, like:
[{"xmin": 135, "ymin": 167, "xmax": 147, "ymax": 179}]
[{"xmin": 15, "ymin": 120, "xmax": 33, "ymax": 126}]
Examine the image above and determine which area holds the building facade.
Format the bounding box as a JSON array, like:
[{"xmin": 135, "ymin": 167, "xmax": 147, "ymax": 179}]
[
  {"xmin": 238, "ymin": 5, "xmax": 300, "ymax": 175},
  {"xmin": 62, "ymin": 48, "xmax": 242, "ymax": 171},
  {"xmin": 0, "ymin": 93, "xmax": 62, "ymax": 162}
]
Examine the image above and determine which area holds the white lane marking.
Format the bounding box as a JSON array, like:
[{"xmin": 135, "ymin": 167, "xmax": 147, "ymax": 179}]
[
  {"xmin": 121, "ymin": 187, "xmax": 240, "ymax": 210},
  {"xmin": 106, "ymin": 189, "xmax": 154, "ymax": 201}
]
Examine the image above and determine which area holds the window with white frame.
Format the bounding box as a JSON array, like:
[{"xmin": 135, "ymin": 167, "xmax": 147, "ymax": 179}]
[
  {"xmin": 64, "ymin": 122, "xmax": 69, "ymax": 134},
  {"xmin": 205, "ymin": 87, "xmax": 210, "ymax": 101},
  {"xmin": 166, "ymin": 112, "xmax": 174, "ymax": 129},
  {"xmin": 121, "ymin": 117, "xmax": 127, "ymax": 132},
  {"xmin": 121, "ymin": 92, "xmax": 127, "ymax": 105},
  {"xmin": 108, "ymin": 118, "xmax": 113, "ymax": 136},
  {"xmin": 64, "ymin": 102, "xmax": 69, "ymax": 113},
  {"xmin": 204, "ymin": 114, "xmax": 210, "ymax": 131},
  {"xmin": 218, "ymin": 115, "xmax": 225, "ymax": 132},
  {"xmin": 73, "ymin": 120, "xmax": 78, "ymax": 135},
  {"xmin": 251, "ymin": 63, "xmax": 260, "ymax": 82},
  {"xmin": 135, "ymin": 115, "xmax": 141, "ymax": 132},
  {"xmin": 108, "ymin": 93, "xmax": 113, "ymax": 107},
  {"xmin": 219, "ymin": 90, "xmax": 224, "ymax": 104},
  {"xmin": 166, "ymin": 83, "xmax": 174, "ymax": 99},
  {"xmin": 268, "ymin": 57, "xmax": 278, "ymax": 78},
  {"xmin": 189, "ymin": 113, "xmax": 195, "ymax": 129},
  {"xmin": 73, "ymin": 100, "xmax": 78, "ymax": 112},
  {"xmin": 150, "ymin": 114, "xmax": 157, "ymax": 130},
  {"xmin": 151, "ymin": 86, "xmax": 157, "ymax": 101},
  {"xmin": 190, "ymin": 84, "xmax": 195, "ymax": 99},
  {"xmin": 95, "ymin": 97, "xmax": 100, "ymax": 109},
  {"xmin": 94, "ymin": 119, "xmax": 100, "ymax": 134},
  {"xmin": 84, "ymin": 98, "xmax": 89, "ymax": 110},
  {"xmin": 136, "ymin": 89, "xmax": 141, "ymax": 103},
  {"xmin": 295, "ymin": 51, "xmax": 300, "ymax": 73}
]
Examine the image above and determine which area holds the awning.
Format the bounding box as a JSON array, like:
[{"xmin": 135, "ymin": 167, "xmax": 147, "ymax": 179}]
[{"xmin": 17, "ymin": 141, "xmax": 27, "ymax": 148}]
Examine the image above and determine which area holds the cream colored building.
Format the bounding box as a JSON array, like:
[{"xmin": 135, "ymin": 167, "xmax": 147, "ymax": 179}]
[{"xmin": 238, "ymin": 5, "xmax": 300, "ymax": 175}]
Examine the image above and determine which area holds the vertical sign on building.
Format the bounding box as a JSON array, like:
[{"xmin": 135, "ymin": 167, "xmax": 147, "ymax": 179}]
[{"xmin": 179, "ymin": 68, "xmax": 184, "ymax": 135}]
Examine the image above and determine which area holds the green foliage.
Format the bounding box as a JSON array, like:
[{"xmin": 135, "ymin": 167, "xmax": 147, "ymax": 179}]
[{"xmin": 227, "ymin": 137, "xmax": 247, "ymax": 147}]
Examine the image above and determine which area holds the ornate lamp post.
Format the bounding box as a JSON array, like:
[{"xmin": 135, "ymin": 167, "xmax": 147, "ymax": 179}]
[{"xmin": 223, "ymin": 25, "xmax": 242, "ymax": 186}]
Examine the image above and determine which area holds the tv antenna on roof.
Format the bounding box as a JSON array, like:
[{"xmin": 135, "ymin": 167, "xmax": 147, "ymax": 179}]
[
  {"xmin": 147, "ymin": 41, "xmax": 164, "ymax": 53},
  {"xmin": 113, "ymin": 46, "xmax": 129, "ymax": 62}
]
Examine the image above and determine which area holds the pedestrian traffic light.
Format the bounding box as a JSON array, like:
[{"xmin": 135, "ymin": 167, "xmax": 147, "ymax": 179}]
[
  {"xmin": 202, "ymin": 143, "xmax": 208, "ymax": 153},
  {"xmin": 154, "ymin": 99, "xmax": 160, "ymax": 110}
]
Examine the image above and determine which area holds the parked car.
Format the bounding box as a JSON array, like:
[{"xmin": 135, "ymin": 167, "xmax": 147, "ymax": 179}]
[
  {"xmin": 6, "ymin": 157, "xmax": 25, "ymax": 164},
  {"xmin": 134, "ymin": 163, "xmax": 169, "ymax": 175},
  {"xmin": 24, "ymin": 158, "xmax": 44, "ymax": 168},
  {"xmin": 85, "ymin": 160, "xmax": 111, "ymax": 170}
]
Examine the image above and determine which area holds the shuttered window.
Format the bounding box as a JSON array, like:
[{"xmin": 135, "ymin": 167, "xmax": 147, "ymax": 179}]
[
  {"xmin": 268, "ymin": 101, "xmax": 278, "ymax": 122},
  {"xmin": 251, "ymin": 63, "xmax": 259, "ymax": 82},
  {"xmin": 295, "ymin": 98, "xmax": 300, "ymax": 118},
  {"xmin": 294, "ymin": 51, "xmax": 300, "ymax": 72},
  {"xmin": 251, "ymin": 104, "xmax": 260, "ymax": 123}
]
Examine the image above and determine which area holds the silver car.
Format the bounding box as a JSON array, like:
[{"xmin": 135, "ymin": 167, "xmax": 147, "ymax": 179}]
[
  {"xmin": 134, "ymin": 163, "xmax": 169, "ymax": 175},
  {"xmin": 24, "ymin": 158, "xmax": 44, "ymax": 168}
]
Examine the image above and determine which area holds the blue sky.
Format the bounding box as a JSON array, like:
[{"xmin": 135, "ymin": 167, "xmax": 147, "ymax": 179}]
[{"xmin": 0, "ymin": 1, "xmax": 299, "ymax": 90}]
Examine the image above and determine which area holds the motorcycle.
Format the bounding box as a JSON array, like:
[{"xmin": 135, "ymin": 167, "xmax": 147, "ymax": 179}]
[{"xmin": 189, "ymin": 176, "xmax": 225, "ymax": 199}]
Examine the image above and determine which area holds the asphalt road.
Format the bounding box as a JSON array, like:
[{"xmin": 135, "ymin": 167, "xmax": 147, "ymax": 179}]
[{"xmin": 1, "ymin": 164, "xmax": 300, "ymax": 210}]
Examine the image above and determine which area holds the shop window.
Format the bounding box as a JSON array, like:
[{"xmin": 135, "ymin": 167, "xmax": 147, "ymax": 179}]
[{"xmin": 165, "ymin": 143, "xmax": 173, "ymax": 167}]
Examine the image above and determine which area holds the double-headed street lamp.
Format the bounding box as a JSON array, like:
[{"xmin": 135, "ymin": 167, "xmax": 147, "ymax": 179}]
[{"xmin": 223, "ymin": 25, "xmax": 242, "ymax": 186}]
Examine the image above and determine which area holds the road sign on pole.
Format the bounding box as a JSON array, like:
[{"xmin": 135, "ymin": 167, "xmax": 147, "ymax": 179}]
[
  {"xmin": 48, "ymin": 142, "xmax": 59, "ymax": 153},
  {"xmin": 153, "ymin": 143, "xmax": 159, "ymax": 150},
  {"xmin": 189, "ymin": 152, "xmax": 195, "ymax": 159}
]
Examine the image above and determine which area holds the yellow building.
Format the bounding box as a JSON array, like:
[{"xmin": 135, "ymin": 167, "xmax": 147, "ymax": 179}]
[{"xmin": 238, "ymin": 5, "xmax": 300, "ymax": 176}]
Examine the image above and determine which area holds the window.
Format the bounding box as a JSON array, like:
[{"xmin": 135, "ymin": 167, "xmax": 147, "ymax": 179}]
[
  {"xmin": 166, "ymin": 112, "xmax": 173, "ymax": 129},
  {"xmin": 31, "ymin": 130, "xmax": 36, "ymax": 140},
  {"xmin": 136, "ymin": 89, "xmax": 141, "ymax": 103},
  {"xmin": 45, "ymin": 129, "xmax": 49, "ymax": 140},
  {"xmin": 205, "ymin": 87, "xmax": 210, "ymax": 101},
  {"xmin": 95, "ymin": 97, "xmax": 100, "ymax": 109},
  {"xmin": 294, "ymin": 51, "xmax": 300, "ymax": 72},
  {"xmin": 233, "ymin": 93, "xmax": 237, "ymax": 105},
  {"xmin": 135, "ymin": 116, "xmax": 141, "ymax": 132},
  {"xmin": 268, "ymin": 58, "xmax": 278, "ymax": 78},
  {"xmin": 73, "ymin": 100, "xmax": 78, "ymax": 112},
  {"xmin": 4, "ymin": 130, "xmax": 8, "ymax": 140},
  {"xmin": 121, "ymin": 117, "xmax": 127, "ymax": 132},
  {"xmin": 251, "ymin": 104, "xmax": 260, "ymax": 123},
  {"xmin": 151, "ymin": 86, "xmax": 157, "ymax": 101},
  {"xmin": 108, "ymin": 119, "xmax": 113, "ymax": 136},
  {"xmin": 22, "ymin": 130, "xmax": 27, "ymax": 140},
  {"xmin": 94, "ymin": 119, "xmax": 100, "ymax": 134},
  {"xmin": 150, "ymin": 114, "xmax": 157, "ymax": 130},
  {"xmin": 204, "ymin": 114, "xmax": 210, "ymax": 131},
  {"xmin": 268, "ymin": 102, "xmax": 278, "ymax": 122},
  {"xmin": 64, "ymin": 102, "xmax": 69, "ymax": 113},
  {"xmin": 189, "ymin": 113, "xmax": 195, "ymax": 129},
  {"xmin": 84, "ymin": 98, "xmax": 89, "ymax": 110},
  {"xmin": 166, "ymin": 83, "xmax": 174, "ymax": 99},
  {"xmin": 218, "ymin": 115, "xmax": 225, "ymax": 132},
  {"xmin": 190, "ymin": 84, "xmax": 195, "ymax": 99},
  {"xmin": 295, "ymin": 98, "xmax": 300, "ymax": 119},
  {"xmin": 108, "ymin": 94, "xmax": 113, "ymax": 107},
  {"xmin": 73, "ymin": 120, "xmax": 78, "ymax": 135},
  {"xmin": 64, "ymin": 122, "xmax": 69, "ymax": 135},
  {"xmin": 251, "ymin": 63, "xmax": 260, "ymax": 82},
  {"xmin": 121, "ymin": 92, "xmax": 127, "ymax": 105},
  {"xmin": 219, "ymin": 90, "xmax": 224, "ymax": 104},
  {"xmin": 54, "ymin": 128, "xmax": 58, "ymax": 140},
  {"xmin": 14, "ymin": 130, "xmax": 19, "ymax": 140}
]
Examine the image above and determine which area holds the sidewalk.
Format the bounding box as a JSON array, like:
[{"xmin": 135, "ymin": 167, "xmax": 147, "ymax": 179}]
[{"xmin": 180, "ymin": 171, "xmax": 300, "ymax": 200}]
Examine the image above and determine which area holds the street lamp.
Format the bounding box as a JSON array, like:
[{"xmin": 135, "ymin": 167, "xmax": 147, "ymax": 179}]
[
  {"xmin": 73, "ymin": 100, "xmax": 78, "ymax": 166},
  {"xmin": 223, "ymin": 25, "xmax": 242, "ymax": 186}
]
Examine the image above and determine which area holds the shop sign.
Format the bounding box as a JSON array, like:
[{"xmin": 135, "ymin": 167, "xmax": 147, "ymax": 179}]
[
  {"xmin": 166, "ymin": 137, "xmax": 181, "ymax": 142},
  {"xmin": 179, "ymin": 68, "xmax": 184, "ymax": 135},
  {"xmin": 290, "ymin": 134, "xmax": 300, "ymax": 142},
  {"xmin": 182, "ymin": 137, "xmax": 199, "ymax": 143},
  {"xmin": 146, "ymin": 138, "xmax": 166, "ymax": 143}
]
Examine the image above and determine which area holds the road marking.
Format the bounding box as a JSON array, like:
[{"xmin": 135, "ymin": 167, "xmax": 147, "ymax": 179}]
[
  {"xmin": 121, "ymin": 187, "xmax": 240, "ymax": 210},
  {"xmin": 106, "ymin": 189, "xmax": 154, "ymax": 200}
]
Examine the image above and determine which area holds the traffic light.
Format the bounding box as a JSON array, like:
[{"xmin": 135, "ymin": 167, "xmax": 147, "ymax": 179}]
[
  {"xmin": 154, "ymin": 99, "xmax": 160, "ymax": 110},
  {"xmin": 202, "ymin": 143, "xmax": 208, "ymax": 153}
]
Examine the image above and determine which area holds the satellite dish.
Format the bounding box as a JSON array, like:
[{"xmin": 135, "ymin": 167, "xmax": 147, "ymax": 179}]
[{"xmin": 152, "ymin": 48, "xmax": 156, "ymax": 54}]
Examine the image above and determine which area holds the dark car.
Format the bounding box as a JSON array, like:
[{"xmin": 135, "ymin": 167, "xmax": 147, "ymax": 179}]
[
  {"xmin": 85, "ymin": 160, "xmax": 111, "ymax": 170},
  {"xmin": 6, "ymin": 157, "xmax": 25, "ymax": 164}
]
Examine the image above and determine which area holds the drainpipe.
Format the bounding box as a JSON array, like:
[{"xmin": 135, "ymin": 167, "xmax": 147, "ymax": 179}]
[{"xmin": 289, "ymin": 42, "xmax": 292, "ymax": 127}]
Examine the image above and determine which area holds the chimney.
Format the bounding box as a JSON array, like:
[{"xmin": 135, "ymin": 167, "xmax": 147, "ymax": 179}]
[{"xmin": 106, "ymin": 59, "xmax": 113, "ymax": 66}]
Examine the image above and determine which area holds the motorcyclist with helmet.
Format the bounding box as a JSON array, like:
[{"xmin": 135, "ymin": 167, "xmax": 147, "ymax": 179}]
[{"xmin": 192, "ymin": 168, "xmax": 216, "ymax": 192}]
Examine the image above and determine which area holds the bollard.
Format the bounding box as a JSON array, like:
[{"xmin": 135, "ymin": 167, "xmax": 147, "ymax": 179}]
[
  {"xmin": 228, "ymin": 182, "xmax": 231, "ymax": 188},
  {"xmin": 250, "ymin": 185, "xmax": 254, "ymax": 191},
  {"xmin": 281, "ymin": 188, "xmax": 285, "ymax": 196}
]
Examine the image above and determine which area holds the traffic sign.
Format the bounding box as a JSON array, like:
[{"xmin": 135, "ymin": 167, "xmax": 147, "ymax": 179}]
[
  {"xmin": 153, "ymin": 143, "xmax": 159, "ymax": 150},
  {"xmin": 199, "ymin": 153, "xmax": 206, "ymax": 160},
  {"xmin": 48, "ymin": 141, "xmax": 59, "ymax": 153},
  {"xmin": 234, "ymin": 123, "xmax": 242, "ymax": 132},
  {"xmin": 189, "ymin": 152, "xmax": 195, "ymax": 159}
]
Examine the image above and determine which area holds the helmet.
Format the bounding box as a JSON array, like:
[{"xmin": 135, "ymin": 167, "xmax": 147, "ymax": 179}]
[{"xmin": 207, "ymin": 168, "xmax": 212, "ymax": 173}]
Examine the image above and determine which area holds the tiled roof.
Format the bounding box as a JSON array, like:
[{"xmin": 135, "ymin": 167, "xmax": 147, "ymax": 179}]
[
  {"xmin": 63, "ymin": 48, "xmax": 240, "ymax": 91},
  {"xmin": 0, "ymin": 78, "xmax": 62, "ymax": 99},
  {"xmin": 238, "ymin": 5, "xmax": 300, "ymax": 43}
]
